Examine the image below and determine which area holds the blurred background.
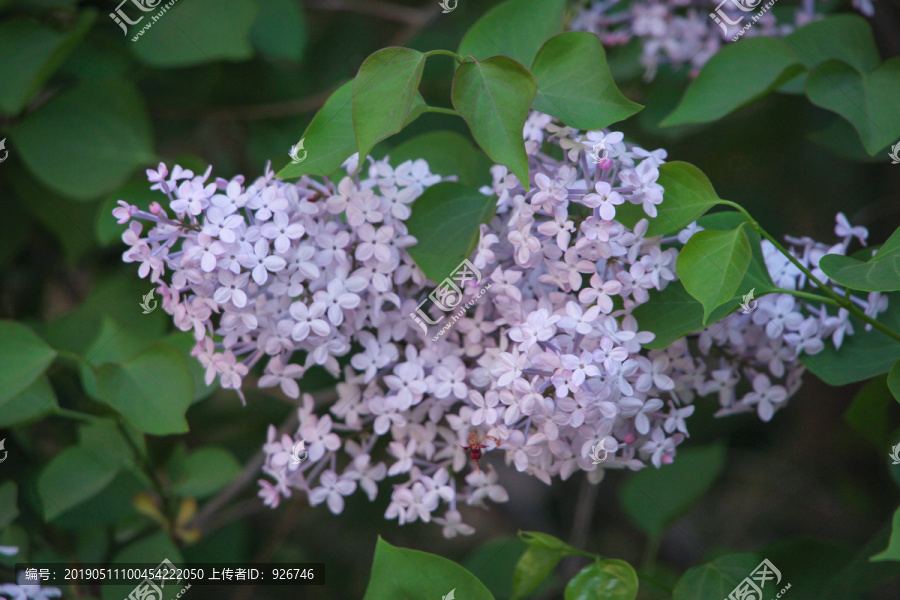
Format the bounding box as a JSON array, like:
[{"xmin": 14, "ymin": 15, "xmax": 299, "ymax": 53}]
[{"xmin": 2, "ymin": 0, "xmax": 900, "ymax": 598}]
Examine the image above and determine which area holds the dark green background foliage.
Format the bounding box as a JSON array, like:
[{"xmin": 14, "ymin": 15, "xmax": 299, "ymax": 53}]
[{"xmin": 2, "ymin": 0, "xmax": 900, "ymax": 598}]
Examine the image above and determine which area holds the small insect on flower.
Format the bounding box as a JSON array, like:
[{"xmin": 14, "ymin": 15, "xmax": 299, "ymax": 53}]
[{"xmin": 462, "ymin": 427, "xmax": 499, "ymax": 474}]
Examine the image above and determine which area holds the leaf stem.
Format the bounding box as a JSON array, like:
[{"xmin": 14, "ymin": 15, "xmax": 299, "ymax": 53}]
[
  {"xmin": 424, "ymin": 49, "xmax": 463, "ymax": 63},
  {"xmin": 718, "ymin": 200, "xmax": 900, "ymax": 343},
  {"xmin": 424, "ymin": 105, "xmax": 460, "ymax": 117},
  {"xmin": 54, "ymin": 407, "xmax": 102, "ymax": 423}
]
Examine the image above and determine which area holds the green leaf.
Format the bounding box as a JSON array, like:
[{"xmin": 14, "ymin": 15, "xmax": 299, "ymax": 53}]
[
  {"xmin": 820, "ymin": 228, "xmax": 900, "ymax": 291},
  {"xmin": 458, "ymin": 0, "xmax": 565, "ymax": 66},
  {"xmin": 80, "ymin": 315, "xmax": 160, "ymax": 400},
  {"xmin": 662, "ymin": 38, "xmax": 802, "ymax": 126},
  {"xmin": 172, "ymin": 446, "xmax": 241, "ymax": 498},
  {"xmin": 388, "ymin": 131, "xmax": 492, "ymax": 188},
  {"xmin": 38, "ymin": 445, "xmax": 120, "ymax": 521},
  {"xmin": 632, "ymin": 212, "xmax": 774, "ymax": 349},
  {"xmin": 676, "ymin": 227, "xmax": 752, "ymax": 323},
  {"xmin": 801, "ymin": 296, "xmax": 900, "ymax": 385},
  {"xmin": 822, "ymin": 253, "xmax": 900, "ymax": 292},
  {"xmin": 0, "ymin": 375, "xmax": 58, "ymax": 428},
  {"xmin": 512, "ymin": 532, "xmax": 592, "ymax": 599},
  {"xmin": 79, "ymin": 419, "xmax": 142, "ymax": 474},
  {"xmin": 672, "ymin": 554, "xmax": 762, "ymax": 600},
  {"xmin": 784, "ymin": 14, "xmax": 880, "ymax": 73},
  {"xmin": 41, "ymin": 277, "xmax": 168, "ymax": 356},
  {"xmin": 0, "ymin": 11, "xmax": 96, "ymax": 115},
  {"xmin": 0, "ymin": 482, "xmax": 19, "ymax": 531},
  {"xmin": 649, "ymin": 162, "xmax": 721, "ymax": 237},
  {"xmin": 889, "ymin": 360, "xmax": 900, "ymax": 403},
  {"xmin": 251, "ymin": 0, "xmax": 306, "ymax": 61},
  {"xmin": 463, "ymin": 537, "xmax": 527, "ymax": 600},
  {"xmin": 362, "ymin": 536, "xmax": 494, "ymax": 600},
  {"xmin": 9, "ymin": 79, "xmax": 155, "ymax": 200},
  {"xmin": 452, "ymin": 57, "xmax": 536, "ymax": 188},
  {"xmin": 405, "ymin": 182, "xmax": 497, "ymax": 282},
  {"xmin": 565, "ymin": 559, "xmax": 639, "ymax": 600},
  {"xmin": 519, "ymin": 531, "xmax": 584, "ymax": 556},
  {"xmin": 278, "ymin": 81, "xmax": 424, "ymax": 179},
  {"xmin": 0, "ymin": 320, "xmax": 57, "ymax": 406},
  {"xmin": 165, "ymin": 332, "xmax": 219, "ymax": 402},
  {"xmin": 352, "ymin": 47, "xmax": 426, "ymax": 162},
  {"xmin": 101, "ymin": 531, "xmax": 185, "ymax": 600},
  {"xmin": 806, "ymin": 58, "xmax": 900, "ymax": 156},
  {"xmin": 871, "ymin": 506, "xmax": 900, "ymax": 562},
  {"xmin": 844, "ymin": 376, "xmax": 894, "ymax": 448},
  {"xmin": 620, "ymin": 444, "xmax": 727, "ymax": 539},
  {"xmin": 529, "ymin": 32, "xmax": 641, "ymax": 131},
  {"xmin": 10, "ymin": 170, "xmax": 100, "ymax": 261},
  {"xmin": 97, "ymin": 344, "xmax": 194, "ymax": 435},
  {"xmin": 130, "ymin": 0, "xmax": 258, "ymax": 67}
]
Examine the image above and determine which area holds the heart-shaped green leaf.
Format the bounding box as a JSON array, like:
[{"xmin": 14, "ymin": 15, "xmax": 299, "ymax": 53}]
[
  {"xmin": 870, "ymin": 506, "xmax": 900, "ymax": 562},
  {"xmin": 38, "ymin": 445, "xmax": 120, "ymax": 521},
  {"xmin": 97, "ymin": 344, "xmax": 194, "ymax": 435},
  {"xmin": 353, "ymin": 47, "xmax": 426, "ymax": 161},
  {"xmin": 0, "ymin": 320, "xmax": 57, "ymax": 406},
  {"xmin": 388, "ymin": 131, "xmax": 493, "ymax": 188},
  {"xmin": 801, "ymin": 295, "xmax": 900, "ymax": 385},
  {"xmin": 406, "ymin": 182, "xmax": 496, "ymax": 282},
  {"xmin": 278, "ymin": 79, "xmax": 425, "ymax": 179},
  {"xmin": 452, "ymin": 57, "xmax": 536, "ymax": 188},
  {"xmin": 784, "ymin": 14, "xmax": 879, "ymax": 73},
  {"xmin": 672, "ymin": 554, "xmax": 763, "ymax": 600},
  {"xmin": 130, "ymin": 0, "xmax": 258, "ymax": 67},
  {"xmin": 820, "ymin": 227, "xmax": 900, "ymax": 292},
  {"xmin": 530, "ymin": 32, "xmax": 641, "ymax": 131},
  {"xmin": 564, "ymin": 559, "xmax": 639, "ymax": 600},
  {"xmin": 0, "ymin": 11, "xmax": 95, "ymax": 115},
  {"xmin": 806, "ymin": 58, "xmax": 900, "ymax": 155},
  {"xmin": 663, "ymin": 38, "xmax": 802, "ymax": 126},
  {"xmin": 362, "ymin": 537, "xmax": 494, "ymax": 600},
  {"xmin": 620, "ymin": 443, "xmax": 727, "ymax": 539},
  {"xmin": 458, "ymin": 0, "xmax": 565, "ymax": 66},
  {"xmin": 9, "ymin": 79, "xmax": 155, "ymax": 200},
  {"xmin": 676, "ymin": 227, "xmax": 752, "ymax": 323}
]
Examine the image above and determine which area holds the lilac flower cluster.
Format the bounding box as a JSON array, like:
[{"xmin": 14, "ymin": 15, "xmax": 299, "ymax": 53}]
[
  {"xmin": 570, "ymin": 0, "xmax": 875, "ymax": 80},
  {"xmin": 117, "ymin": 112, "xmax": 881, "ymax": 536}
]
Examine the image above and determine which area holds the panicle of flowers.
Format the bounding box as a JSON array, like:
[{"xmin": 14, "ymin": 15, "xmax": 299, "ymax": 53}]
[
  {"xmin": 118, "ymin": 112, "xmax": 879, "ymax": 537},
  {"xmin": 685, "ymin": 211, "xmax": 883, "ymax": 422},
  {"xmin": 570, "ymin": 0, "xmax": 875, "ymax": 80}
]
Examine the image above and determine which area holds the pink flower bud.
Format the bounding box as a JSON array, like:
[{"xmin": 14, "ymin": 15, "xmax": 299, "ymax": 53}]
[
  {"xmin": 149, "ymin": 202, "xmax": 163, "ymax": 215},
  {"xmin": 597, "ymin": 157, "xmax": 614, "ymax": 170}
]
